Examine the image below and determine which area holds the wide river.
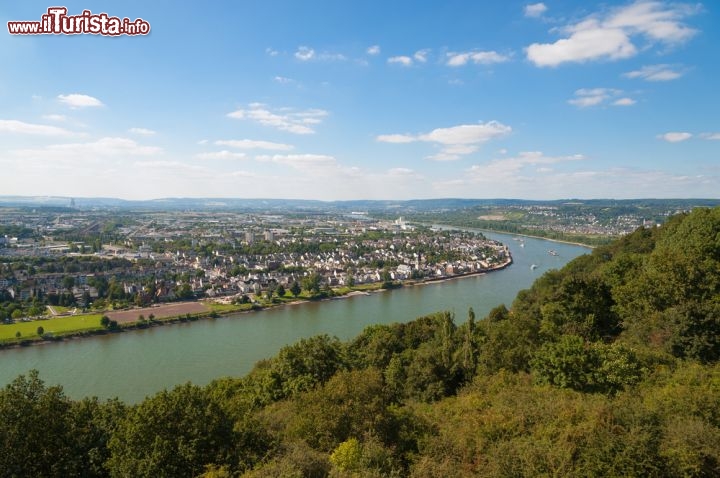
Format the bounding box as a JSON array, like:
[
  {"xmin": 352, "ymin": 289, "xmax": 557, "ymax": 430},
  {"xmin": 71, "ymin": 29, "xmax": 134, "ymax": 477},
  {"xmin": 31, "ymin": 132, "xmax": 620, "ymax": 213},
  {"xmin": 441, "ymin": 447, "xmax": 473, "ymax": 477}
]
[{"xmin": 0, "ymin": 231, "xmax": 590, "ymax": 403}]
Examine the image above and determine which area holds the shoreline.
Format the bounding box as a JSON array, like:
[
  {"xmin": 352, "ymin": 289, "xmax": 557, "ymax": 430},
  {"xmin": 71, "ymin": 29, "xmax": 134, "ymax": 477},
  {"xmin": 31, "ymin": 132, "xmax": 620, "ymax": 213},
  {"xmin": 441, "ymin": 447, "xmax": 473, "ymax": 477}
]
[
  {"xmin": 495, "ymin": 231, "xmax": 596, "ymax": 249},
  {"xmin": 0, "ymin": 257, "xmax": 513, "ymax": 350},
  {"xmin": 427, "ymin": 222, "xmax": 597, "ymax": 249}
]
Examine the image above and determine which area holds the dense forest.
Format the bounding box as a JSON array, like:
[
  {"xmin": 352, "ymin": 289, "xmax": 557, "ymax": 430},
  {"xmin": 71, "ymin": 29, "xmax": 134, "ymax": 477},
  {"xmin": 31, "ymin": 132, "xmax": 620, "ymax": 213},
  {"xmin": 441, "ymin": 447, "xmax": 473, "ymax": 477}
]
[{"xmin": 2, "ymin": 207, "xmax": 720, "ymax": 477}]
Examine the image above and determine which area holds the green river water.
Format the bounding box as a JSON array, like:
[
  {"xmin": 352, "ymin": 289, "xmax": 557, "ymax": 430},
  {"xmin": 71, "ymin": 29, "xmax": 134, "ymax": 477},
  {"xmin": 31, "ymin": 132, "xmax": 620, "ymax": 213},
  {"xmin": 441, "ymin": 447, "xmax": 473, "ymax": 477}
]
[{"xmin": 0, "ymin": 231, "xmax": 590, "ymax": 403}]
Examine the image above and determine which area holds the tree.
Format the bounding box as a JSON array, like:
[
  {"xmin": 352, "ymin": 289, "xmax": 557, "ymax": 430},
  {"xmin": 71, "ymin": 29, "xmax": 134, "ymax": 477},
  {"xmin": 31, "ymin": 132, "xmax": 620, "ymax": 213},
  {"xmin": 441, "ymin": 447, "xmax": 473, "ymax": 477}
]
[
  {"xmin": 107, "ymin": 383, "xmax": 236, "ymax": 477},
  {"xmin": 177, "ymin": 282, "xmax": 194, "ymax": 300},
  {"xmin": 100, "ymin": 316, "xmax": 110, "ymax": 328},
  {"xmin": 530, "ymin": 335, "xmax": 643, "ymax": 394},
  {"xmin": 288, "ymin": 368, "xmax": 394, "ymax": 451},
  {"xmin": 36, "ymin": 326, "xmax": 44, "ymax": 336},
  {"xmin": 276, "ymin": 284, "xmax": 286, "ymax": 298},
  {"xmin": 290, "ymin": 280, "xmax": 301, "ymax": 298},
  {"xmin": 0, "ymin": 371, "xmax": 77, "ymax": 476},
  {"xmin": 665, "ymin": 302, "xmax": 720, "ymax": 363},
  {"xmin": 68, "ymin": 397, "xmax": 127, "ymax": 478},
  {"xmin": 381, "ymin": 268, "xmax": 393, "ymax": 289},
  {"xmin": 62, "ymin": 276, "xmax": 76, "ymax": 292},
  {"xmin": 302, "ymin": 273, "xmax": 321, "ymax": 295},
  {"xmin": 330, "ymin": 438, "xmax": 362, "ymax": 473},
  {"xmin": 265, "ymin": 335, "xmax": 347, "ymax": 400}
]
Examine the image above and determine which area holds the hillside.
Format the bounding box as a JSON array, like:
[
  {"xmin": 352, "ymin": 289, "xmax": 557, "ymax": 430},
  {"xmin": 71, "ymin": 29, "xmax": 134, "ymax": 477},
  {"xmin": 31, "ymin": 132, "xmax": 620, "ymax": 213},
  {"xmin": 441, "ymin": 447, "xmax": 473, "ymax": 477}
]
[{"xmin": 2, "ymin": 207, "xmax": 720, "ymax": 477}]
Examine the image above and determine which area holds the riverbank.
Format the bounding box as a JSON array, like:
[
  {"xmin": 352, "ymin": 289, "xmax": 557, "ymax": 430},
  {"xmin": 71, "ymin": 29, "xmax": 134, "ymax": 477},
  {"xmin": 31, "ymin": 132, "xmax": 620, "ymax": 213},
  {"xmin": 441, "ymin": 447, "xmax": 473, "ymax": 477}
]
[
  {"xmin": 0, "ymin": 256, "xmax": 513, "ymax": 350},
  {"xmin": 497, "ymin": 231, "xmax": 596, "ymax": 249},
  {"xmin": 429, "ymin": 222, "xmax": 598, "ymax": 249}
]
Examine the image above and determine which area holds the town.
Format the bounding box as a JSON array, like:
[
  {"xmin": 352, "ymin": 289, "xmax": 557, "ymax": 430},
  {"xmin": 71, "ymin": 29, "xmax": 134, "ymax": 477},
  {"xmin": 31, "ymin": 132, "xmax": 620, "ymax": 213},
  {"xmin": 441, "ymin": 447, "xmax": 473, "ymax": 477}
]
[{"xmin": 0, "ymin": 207, "xmax": 510, "ymax": 329}]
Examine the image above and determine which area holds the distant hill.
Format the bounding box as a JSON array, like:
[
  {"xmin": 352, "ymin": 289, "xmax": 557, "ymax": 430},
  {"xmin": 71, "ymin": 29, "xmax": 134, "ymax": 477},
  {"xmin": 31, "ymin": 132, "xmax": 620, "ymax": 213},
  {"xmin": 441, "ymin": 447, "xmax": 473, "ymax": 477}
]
[{"xmin": 1, "ymin": 195, "xmax": 719, "ymax": 213}]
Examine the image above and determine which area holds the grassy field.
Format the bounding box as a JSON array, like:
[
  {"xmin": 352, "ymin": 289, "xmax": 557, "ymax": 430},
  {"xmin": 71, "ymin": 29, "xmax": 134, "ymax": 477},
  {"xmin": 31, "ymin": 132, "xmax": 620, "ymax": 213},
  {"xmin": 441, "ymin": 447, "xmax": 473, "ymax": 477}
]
[
  {"xmin": 47, "ymin": 305, "xmax": 73, "ymax": 315},
  {"xmin": 0, "ymin": 313, "xmax": 104, "ymax": 341},
  {"xmin": 207, "ymin": 302, "xmax": 256, "ymax": 313},
  {"xmin": 1, "ymin": 288, "xmax": 390, "ymax": 344}
]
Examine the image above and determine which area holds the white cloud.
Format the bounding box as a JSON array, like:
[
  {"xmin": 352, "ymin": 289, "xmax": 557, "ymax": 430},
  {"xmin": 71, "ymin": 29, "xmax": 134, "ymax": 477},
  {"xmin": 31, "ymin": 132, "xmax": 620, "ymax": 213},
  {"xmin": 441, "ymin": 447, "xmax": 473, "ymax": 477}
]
[
  {"xmin": 294, "ymin": 46, "xmax": 345, "ymax": 62},
  {"xmin": 388, "ymin": 56, "xmax": 413, "ymax": 66},
  {"xmin": 11, "ymin": 137, "xmax": 162, "ymax": 163},
  {"xmin": 128, "ymin": 127, "xmax": 156, "ymax": 136},
  {"xmin": 295, "ymin": 46, "xmax": 315, "ymax": 61},
  {"xmin": 367, "ymin": 45, "xmax": 381, "ymax": 55},
  {"xmin": 266, "ymin": 47, "xmax": 279, "ymax": 56},
  {"xmin": 446, "ymin": 50, "xmax": 510, "ymax": 67},
  {"xmin": 387, "ymin": 167, "xmax": 416, "ymax": 176},
  {"xmin": 526, "ymin": 1, "xmax": 698, "ymax": 67},
  {"xmin": 658, "ymin": 132, "xmax": 692, "ymax": 142},
  {"xmin": 700, "ymin": 133, "xmax": 720, "ymax": 140},
  {"xmin": 420, "ymin": 123, "xmax": 511, "ymax": 145},
  {"xmin": 0, "ymin": 119, "xmax": 75, "ymax": 137},
  {"xmin": 318, "ymin": 52, "xmax": 347, "ymax": 61},
  {"xmin": 197, "ymin": 139, "xmax": 209, "ymax": 145},
  {"xmin": 433, "ymin": 160, "xmax": 716, "ymax": 200},
  {"xmin": 215, "ymin": 139, "xmax": 294, "ymax": 151},
  {"xmin": 57, "ymin": 93, "xmax": 103, "ymax": 108},
  {"xmin": 434, "ymin": 151, "xmax": 587, "ymax": 193},
  {"xmin": 42, "ymin": 114, "xmax": 67, "ymax": 122},
  {"xmin": 256, "ymin": 153, "xmax": 337, "ymax": 170},
  {"xmin": 524, "ymin": 3, "xmax": 548, "ymax": 18},
  {"xmin": 568, "ymin": 88, "xmax": 628, "ymax": 108},
  {"xmin": 195, "ymin": 150, "xmax": 247, "ymax": 160},
  {"xmin": 227, "ymin": 104, "xmax": 328, "ymax": 134},
  {"xmin": 613, "ymin": 97, "xmax": 637, "ymax": 106},
  {"xmin": 377, "ymin": 121, "xmax": 512, "ymax": 160},
  {"xmin": 605, "ymin": 1, "xmax": 698, "ymax": 42},
  {"xmin": 468, "ymin": 151, "xmax": 585, "ymax": 177},
  {"xmin": 274, "ymin": 76, "xmax": 295, "ymax": 84},
  {"xmin": 375, "ymin": 134, "xmax": 416, "ymax": 144},
  {"xmin": 624, "ymin": 64, "xmax": 684, "ymax": 81},
  {"xmin": 414, "ymin": 49, "xmax": 430, "ymax": 63},
  {"xmin": 527, "ymin": 21, "xmax": 636, "ymax": 67}
]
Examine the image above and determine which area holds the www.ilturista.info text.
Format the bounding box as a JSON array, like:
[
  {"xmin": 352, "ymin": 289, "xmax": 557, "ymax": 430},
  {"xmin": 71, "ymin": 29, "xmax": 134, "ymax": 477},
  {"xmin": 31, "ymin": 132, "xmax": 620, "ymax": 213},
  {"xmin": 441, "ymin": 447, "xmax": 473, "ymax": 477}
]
[{"xmin": 7, "ymin": 7, "xmax": 150, "ymax": 36}]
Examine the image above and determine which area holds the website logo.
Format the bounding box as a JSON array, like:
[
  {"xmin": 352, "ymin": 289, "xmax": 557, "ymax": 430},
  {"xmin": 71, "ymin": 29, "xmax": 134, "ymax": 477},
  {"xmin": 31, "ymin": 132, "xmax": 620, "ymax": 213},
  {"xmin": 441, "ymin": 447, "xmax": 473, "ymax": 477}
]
[{"xmin": 8, "ymin": 7, "xmax": 150, "ymax": 36}]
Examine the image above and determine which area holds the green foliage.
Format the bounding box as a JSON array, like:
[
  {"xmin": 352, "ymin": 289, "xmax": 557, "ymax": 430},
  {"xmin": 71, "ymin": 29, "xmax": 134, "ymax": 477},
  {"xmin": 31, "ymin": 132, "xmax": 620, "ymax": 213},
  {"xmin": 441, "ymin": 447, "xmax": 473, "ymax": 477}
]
[
  {"xmin": 530, "ymin": 335, "xmax": 644, "ymax": 394},
  {"xmin": 290, "ymin": 280, "xmax": 302, "ymax": 298},
  {"xmin": 302, "ymin": 273, "xmax": 322, "ymax": 295},
  {"xmin": 287, "ymin": 368, "xmax": 393, "ymax": 451},
  {"xmin": 264, "ymin": 335, "xmax": 348, "ymax": 401},
  {"xmin": 0, "ymin": 371, "xmax": 76, "ymax": 477},
  {"xmin": 330, "ymin": 438, "xmax": 362, "ymax": 473},
  {"xmin": 107, "ymin": 383, "xmax": 236, "ymax": 477},
  {"xmin": 664, "ymin": 301, "xmax": 720, "ymax": 362}
]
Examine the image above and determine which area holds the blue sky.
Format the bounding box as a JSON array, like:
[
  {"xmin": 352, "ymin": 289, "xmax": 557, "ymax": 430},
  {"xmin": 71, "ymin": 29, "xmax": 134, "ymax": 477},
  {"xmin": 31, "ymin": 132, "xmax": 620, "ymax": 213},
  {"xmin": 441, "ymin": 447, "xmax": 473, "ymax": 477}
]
[{"xmin": 0, "ymin": 1, "xmax": 718, "ymax": 200}]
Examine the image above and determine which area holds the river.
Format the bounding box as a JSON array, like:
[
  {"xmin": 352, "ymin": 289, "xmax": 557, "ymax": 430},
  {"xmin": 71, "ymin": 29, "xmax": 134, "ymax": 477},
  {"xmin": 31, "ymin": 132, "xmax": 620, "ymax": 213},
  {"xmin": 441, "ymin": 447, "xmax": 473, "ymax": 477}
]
[{"xmin": 0, "ymin": 231, "xmax": 590, "ymax": 403}]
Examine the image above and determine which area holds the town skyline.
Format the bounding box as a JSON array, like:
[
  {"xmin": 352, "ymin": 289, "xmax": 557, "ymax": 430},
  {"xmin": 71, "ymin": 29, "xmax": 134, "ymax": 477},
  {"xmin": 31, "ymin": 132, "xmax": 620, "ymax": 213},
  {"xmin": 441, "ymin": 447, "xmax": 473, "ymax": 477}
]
[{"xmin": 1, "ymin": 1, "xmax": 719, "ymax": 200}]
